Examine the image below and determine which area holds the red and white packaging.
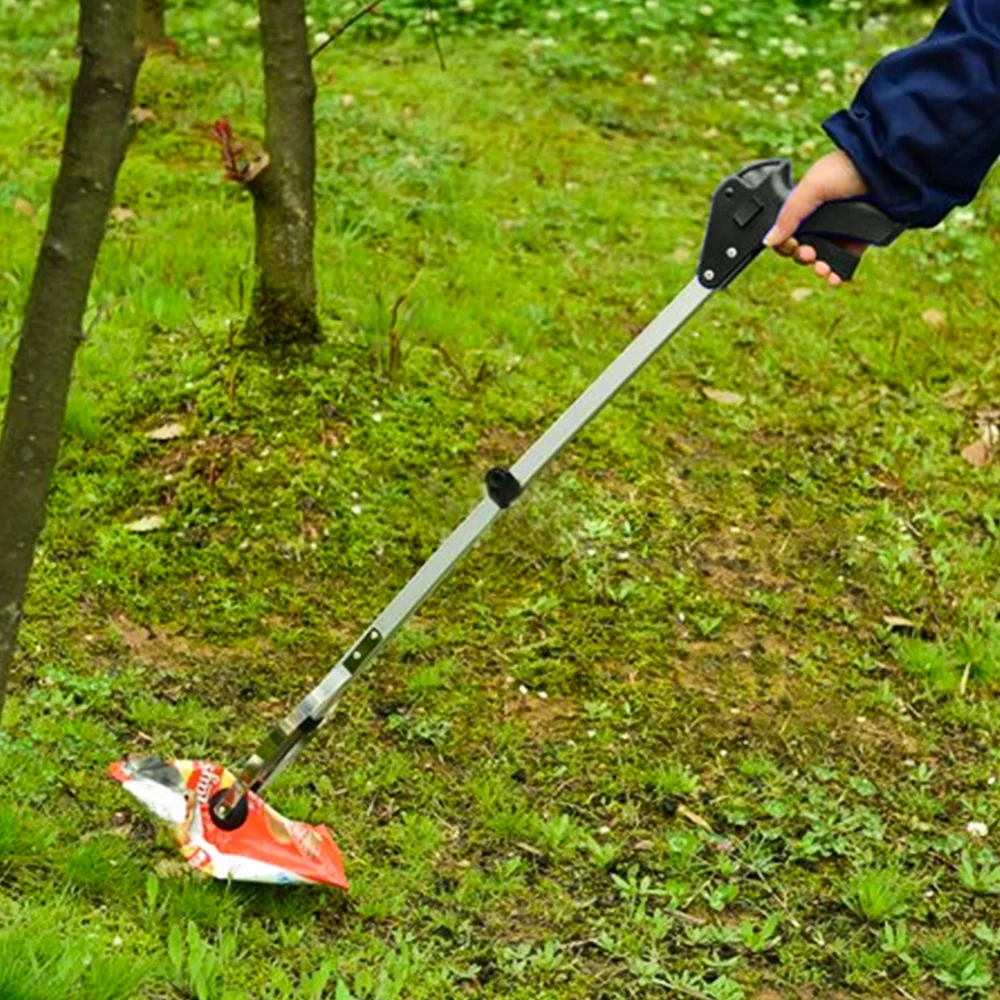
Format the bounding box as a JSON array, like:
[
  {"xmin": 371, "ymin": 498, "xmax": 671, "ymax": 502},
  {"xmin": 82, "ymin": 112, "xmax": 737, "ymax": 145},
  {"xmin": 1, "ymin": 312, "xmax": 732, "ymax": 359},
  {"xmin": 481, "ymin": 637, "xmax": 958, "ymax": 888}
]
[{"xmin": 109, "ymin": 755, "xmax": 348, "ymax": 889}]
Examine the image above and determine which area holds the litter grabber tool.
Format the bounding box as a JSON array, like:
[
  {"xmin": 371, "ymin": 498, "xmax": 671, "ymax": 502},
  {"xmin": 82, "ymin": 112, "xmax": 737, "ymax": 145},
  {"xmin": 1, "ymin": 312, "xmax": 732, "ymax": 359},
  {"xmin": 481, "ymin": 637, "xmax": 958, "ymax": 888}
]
[{"xmin": 111, "ymin": 159, "xmax": 904, "ymax": 888}]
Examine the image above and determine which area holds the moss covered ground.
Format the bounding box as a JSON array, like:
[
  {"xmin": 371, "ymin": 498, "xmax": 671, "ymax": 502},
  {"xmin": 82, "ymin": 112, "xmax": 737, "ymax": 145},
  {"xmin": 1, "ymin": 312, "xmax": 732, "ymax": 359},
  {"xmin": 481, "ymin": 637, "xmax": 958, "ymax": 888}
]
[{"xmin": 2, "ymin": 2, "xmax": 1000, "ymax": 997}]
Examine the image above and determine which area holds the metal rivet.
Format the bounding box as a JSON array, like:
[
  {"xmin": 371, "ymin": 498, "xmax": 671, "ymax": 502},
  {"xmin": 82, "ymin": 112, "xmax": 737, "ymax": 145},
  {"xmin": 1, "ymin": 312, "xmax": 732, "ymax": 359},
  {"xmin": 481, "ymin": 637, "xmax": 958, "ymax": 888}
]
[
  {"xmin": 703, "ymin": 269, "xmax": 715, "ymax": 282},
  {"xmin": 353, "ymin": 651, "xmax": 361, "ymax": 660},
  {"xmin": 726, "ymin": 247, "xmax": 738, "ymax": 259}
]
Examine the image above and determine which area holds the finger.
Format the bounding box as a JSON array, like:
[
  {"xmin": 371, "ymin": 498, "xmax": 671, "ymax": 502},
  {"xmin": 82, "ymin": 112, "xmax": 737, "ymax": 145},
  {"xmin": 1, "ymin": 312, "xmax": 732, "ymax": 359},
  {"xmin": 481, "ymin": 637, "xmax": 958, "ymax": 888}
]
[
  {"xmin": 765, "ymin": 182, "xmax": 824, "ymax": 248},
  {"xmin": 813, "ymin": 260, "xmax": 832, "ymax": 279},
  {"xmin": 794, "ymin": 244, "xmax": 817, "ymax": 264},
  {"xmin": 827, "ymin": 272, "xmax": 843, "ymax": 288},
  {"xmin": 774, "ymin": 238, "xmax": 799, "ymax": 258}
]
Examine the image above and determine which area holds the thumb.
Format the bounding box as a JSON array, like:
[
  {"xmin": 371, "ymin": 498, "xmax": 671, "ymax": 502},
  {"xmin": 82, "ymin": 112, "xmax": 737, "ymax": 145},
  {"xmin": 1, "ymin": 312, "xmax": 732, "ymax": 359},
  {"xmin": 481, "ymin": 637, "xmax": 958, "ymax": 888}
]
[{"xmin": 764, "ymin": 182, "xmax": 824, "ymax": 247}]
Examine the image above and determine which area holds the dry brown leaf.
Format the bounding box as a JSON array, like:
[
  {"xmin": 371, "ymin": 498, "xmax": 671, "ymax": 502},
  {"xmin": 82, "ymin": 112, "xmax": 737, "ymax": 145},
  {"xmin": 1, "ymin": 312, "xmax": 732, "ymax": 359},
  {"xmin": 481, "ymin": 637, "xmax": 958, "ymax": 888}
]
[
  {"xmin": 129, "ymin": 106, "xmax": 156, "ymax": 125},
  {"xmin": 790, "ymin": 287, "xmax": 813, "ymax": 302},
  {"xmin": 883, "ymin": 615, "xmax": 917, "ymax": 630},
  {"xmin": 921, "ymin": 308, "xmax": 947, "ymax": 329},
  {"xmin": 124, "ymin": 514, "xmax": 165, "ymax": 533},
  {"xmin": 13, "ymin": 197, "xmax": 36, "ymax": 219},
  {"xmin": 145, "ymin": 421, "xmax": 184, "ymax": 441},
  {"xmin": 976, "ymin": 409, "xmax": 1000, "ymax": 449},
  {"xmin": 702, "ymin": 387, "xmax": 745, "ymax": 406},
  {"xmin": 110, "ymin": 206, "xmax": 137, "ymax": 223},
  {"xmin": 961, "ymin": 439, "xmax": 992, "ymax": 468},
  {"xmin": 677, "ymin": 804, "xmax": 713, "ymax": 833},
  {"xmin": 154, "ymin": 858, "xmax": 189, "ymax": 878},
  {"xmin": 939, "ymin": 383, "xmax": 968, "ymax": 409},
  {"xmin": 242, "ymin": 151, "xmax": 270, "ymax": 184}
]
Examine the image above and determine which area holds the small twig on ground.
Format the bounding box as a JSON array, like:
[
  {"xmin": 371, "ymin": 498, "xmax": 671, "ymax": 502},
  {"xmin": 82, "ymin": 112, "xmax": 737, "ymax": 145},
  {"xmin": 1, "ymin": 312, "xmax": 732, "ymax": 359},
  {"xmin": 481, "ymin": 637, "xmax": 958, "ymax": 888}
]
[
  {"xmin": 426, "ymin": 0, "xmax": 446, "ymax": 70},
  {"xmin": 312, "ymin": 0, "xmax": 386, "ymax": 60},
  {"xmin": 663, "ymin": 908, "xmax": 706, "ymax": 926}
]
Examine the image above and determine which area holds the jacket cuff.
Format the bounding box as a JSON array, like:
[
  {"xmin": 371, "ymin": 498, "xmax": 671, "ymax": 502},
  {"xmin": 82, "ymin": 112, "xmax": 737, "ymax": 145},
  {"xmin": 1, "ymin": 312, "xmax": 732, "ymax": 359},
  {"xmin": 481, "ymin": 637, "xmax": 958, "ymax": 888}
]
[{"xmin": 823, "ymin": 109, "xmax": 944, "ymax": 228}]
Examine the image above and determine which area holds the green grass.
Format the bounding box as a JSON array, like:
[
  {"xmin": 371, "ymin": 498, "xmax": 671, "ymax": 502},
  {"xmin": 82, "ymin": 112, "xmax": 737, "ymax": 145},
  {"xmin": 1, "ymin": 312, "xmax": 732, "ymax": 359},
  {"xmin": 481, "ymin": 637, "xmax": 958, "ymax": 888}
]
[{"xmin": 3, "ymin": 1, "xmax": 1000, "ymax": 997}]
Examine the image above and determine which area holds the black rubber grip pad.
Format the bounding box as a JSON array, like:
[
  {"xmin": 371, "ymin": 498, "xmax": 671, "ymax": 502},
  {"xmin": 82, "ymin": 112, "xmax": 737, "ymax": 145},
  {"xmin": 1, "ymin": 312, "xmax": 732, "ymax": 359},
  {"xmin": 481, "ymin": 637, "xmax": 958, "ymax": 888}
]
[
  {"xmin": 795, "ymin": 234, "xmax": 862, "ymax": 281},
  {"xmin": 793, "ymin": 198, "xmax": 905, "ymax": 281}
]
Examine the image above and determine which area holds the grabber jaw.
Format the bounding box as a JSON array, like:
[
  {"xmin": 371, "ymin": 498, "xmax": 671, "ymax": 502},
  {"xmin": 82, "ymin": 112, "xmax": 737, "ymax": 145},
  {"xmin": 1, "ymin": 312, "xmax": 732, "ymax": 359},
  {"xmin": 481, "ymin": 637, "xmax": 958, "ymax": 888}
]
[{"xmin": 108, "ymin": 756, "xmax": 348, "ymax": 889}]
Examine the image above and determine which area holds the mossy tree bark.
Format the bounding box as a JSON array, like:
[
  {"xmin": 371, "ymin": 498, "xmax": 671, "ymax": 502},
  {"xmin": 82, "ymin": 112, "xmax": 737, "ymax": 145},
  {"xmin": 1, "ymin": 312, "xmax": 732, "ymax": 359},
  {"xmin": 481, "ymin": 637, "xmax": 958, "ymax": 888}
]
[
  {"xmin": 139, "ymin": 0, "xmax": 166, "ymax": 48},
  {"xmin": 245, "ymin": 0, "xmax": 321, "ymax": 350},
  {"xmin": 0, "ymin": 0, "xmax": 144, "ymax": 721}
]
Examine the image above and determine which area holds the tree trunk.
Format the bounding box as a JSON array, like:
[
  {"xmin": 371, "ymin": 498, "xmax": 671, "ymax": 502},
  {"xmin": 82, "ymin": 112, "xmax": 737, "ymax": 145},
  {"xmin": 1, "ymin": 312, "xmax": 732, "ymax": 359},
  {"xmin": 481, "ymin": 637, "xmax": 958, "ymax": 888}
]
[
  {"xmin": 139, "ymin": 0, "xmax": 166, "ymax": 49},
  {"xmin": 245, "ymin": 0, "xmax": 321, "ymax": 351},
  {"xmin": 0, "ymin": 0, "xmax": 144, "ymax": 721}
]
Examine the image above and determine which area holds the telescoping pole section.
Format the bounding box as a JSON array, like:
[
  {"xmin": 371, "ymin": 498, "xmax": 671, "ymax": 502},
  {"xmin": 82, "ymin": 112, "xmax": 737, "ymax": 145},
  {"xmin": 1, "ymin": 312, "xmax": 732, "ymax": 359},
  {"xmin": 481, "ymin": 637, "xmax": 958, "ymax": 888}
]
[{"xmin": 216, "ymin": 278, "xmax": 713, "ymax": 813}]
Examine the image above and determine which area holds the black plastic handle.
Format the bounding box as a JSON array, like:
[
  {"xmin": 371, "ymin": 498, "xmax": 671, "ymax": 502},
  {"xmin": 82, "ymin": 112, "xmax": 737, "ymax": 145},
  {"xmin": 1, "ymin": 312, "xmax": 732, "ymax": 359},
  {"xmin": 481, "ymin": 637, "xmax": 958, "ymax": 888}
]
[{"xmin": 793, "ymin": 198, "xmax": 905, "ymax": 281}]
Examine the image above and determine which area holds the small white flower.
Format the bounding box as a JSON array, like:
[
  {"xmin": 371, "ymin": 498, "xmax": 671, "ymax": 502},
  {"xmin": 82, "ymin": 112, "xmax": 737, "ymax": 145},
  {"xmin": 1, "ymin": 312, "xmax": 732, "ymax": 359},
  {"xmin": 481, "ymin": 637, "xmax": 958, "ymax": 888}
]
[
  {"xmin": 458, "ymin": 0, "xmax": 474, "ymax": 10},
  {"xmin": 698, "ymin": 4, "xmax": 714, "ymax": 15},
  {"xmin": 773, "ymin": 94, "xmax": 789, "ymax": 108},
  {"xmin": 594, "ymin": 9, "xmax": 610, "ymax": 22},
  {"xmin": 424, "ymin": 7, "xmax": 440, "ymax": 22},
  {"xmin": 351, "ymin": 504, "xmax": 362, "ymax": 516},
  {"xmin": 587, "ymin": 729, "xmax": 597, "ymax": 738},
  {"xmin": 207, "ymin": 36, "xmax": 221, "ymax": 49},
  {"xmin": 820, "ymin": 82, "xmax": 836, "ymax": 95},
  {"xmin": 817, "ymin": 67, "xmax": 835, "ymax": 82},
  {"xmin": 342, "ymin": 93, "xmax": 356, "ymax": 108},
  {"xmin": 244, "ymin": 16, "xmax": 260, "ymax": 29},
  {"xmin": 305, "ymin": 15, "xmax": 315, "ymax": 27},
  {"xmin": 640, "ymin": 73, "xmax": 657, "ymax": 86},
  {"xmin": 598, "ymin": 825, "xmax": 611, "ymax": 834},
  {"xmin": 314, "ymin": 31, "xmax": 331, "ymax": 46},
  {"xmin": 372, "ymin": 412, "xmax": 383, "ymax": 423},
  {"xmin": 637, "ymin": 35, "xmax": 652, "ymax": 46},
  {"xmin": 545, "ymin": 9, "xmax": 562, "ymax": 21},
  {"xmin": 644, "ymin": 0, "xmax": 659, "ymax": 8},
  {"xmin": 967, "ymin": 821, "xmax": 989, "ymax": 838},
  {"xmin": 616, "ymin": 550, "xmax": 630, "ymax": 560},
  {"xmin": 518, "ymin": 684, "xmax": 528, "ymax": 695},
  {"xmin": 538, "ymin": 690, "xmax": 548, "ymax": 700}
]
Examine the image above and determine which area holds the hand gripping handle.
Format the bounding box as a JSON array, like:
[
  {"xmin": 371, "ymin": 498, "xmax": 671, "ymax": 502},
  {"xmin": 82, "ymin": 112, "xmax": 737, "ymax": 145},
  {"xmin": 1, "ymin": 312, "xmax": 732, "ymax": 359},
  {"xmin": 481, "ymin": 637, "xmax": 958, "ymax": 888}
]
[{"xmin": 793, "ymin": 198, "xmax": 905, "ymax": 281}]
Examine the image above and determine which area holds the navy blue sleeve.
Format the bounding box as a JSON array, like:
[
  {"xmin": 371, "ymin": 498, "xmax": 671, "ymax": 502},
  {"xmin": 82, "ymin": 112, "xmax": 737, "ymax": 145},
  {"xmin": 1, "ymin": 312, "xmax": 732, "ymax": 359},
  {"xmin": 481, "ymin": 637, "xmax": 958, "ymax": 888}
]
[{"xmin": 823, "ymin": 0, "xmax": 1000, "ymax": 228}]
